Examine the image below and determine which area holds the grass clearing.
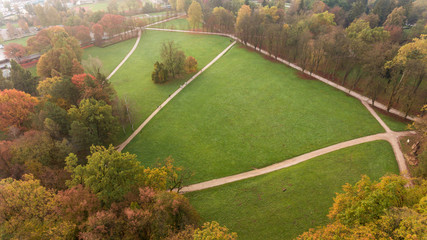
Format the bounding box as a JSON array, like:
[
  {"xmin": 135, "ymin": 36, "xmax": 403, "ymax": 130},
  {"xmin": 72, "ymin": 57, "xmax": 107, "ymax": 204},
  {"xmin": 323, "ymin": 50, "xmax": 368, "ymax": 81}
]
[
  {"xmin": 4, "ymin": 36, "xmax": 31, "ymax": 46},
  {"xmin": 186, "ymin": 141, "xmax": 399, "ymax": 240},
  {"xmin": 82, "ymin": 38, "xmax": 137, "ymax": 75},
  {"xmin": 124, "ymin": 44, "xmax": 384, "ymax": 184},
  {"xmin": 77, "ymin": 2, "xmax": 109, "ymax": 11},
  {"xmin": 151, "ymin": 17, "xmax": 202, "ymax": 30},
  {"xmin": 374, "ymin": 109, "xmax": 411, "ymax": 132}
]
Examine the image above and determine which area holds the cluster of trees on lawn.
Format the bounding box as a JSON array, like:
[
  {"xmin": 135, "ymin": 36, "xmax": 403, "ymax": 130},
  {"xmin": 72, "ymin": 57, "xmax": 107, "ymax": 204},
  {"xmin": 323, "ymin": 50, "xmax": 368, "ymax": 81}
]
[
  {"xmin": 0, "ymin": 24, "xmax": 236, "ymax": 239},
  {"xmin": 170, "ymin": 0, "xmax": 426, "ymax": 116},
  {"xmin": 152, "ymin": 41, "xmax": 198, "ymax": 84}
]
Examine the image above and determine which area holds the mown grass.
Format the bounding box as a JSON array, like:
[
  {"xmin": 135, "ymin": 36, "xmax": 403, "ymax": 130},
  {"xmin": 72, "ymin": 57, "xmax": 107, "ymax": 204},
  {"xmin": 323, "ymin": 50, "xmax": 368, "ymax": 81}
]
[
  {"xmin": 77, "ymin": 1, "xmax": 109, "ymax": 11},
  {"xmin": 4, "ymin": 35, "xmax": 31, "ymax": 46},
  {"xmin": 186, "ymin": 141, "xmax": 399, "ymax": 240},
  {"xmin": 124, "ymin": 44, "xmax": 384, "ymax": 184},
  {"xmin": 375, "ymin": 110, "xmax": 411, "ymax": 132},
  {"xmin": 82, "ymin": 38, "xmax": 137, "ymax": 75},
  {"xmin": 151, "ymin": 17, "xmax": 203, "ymax": 30}
]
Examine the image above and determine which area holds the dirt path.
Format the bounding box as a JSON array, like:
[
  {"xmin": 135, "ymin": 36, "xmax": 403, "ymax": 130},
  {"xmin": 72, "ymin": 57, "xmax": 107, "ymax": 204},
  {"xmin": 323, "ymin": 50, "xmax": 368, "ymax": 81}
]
[
  {"xmin": 116, "ymin": 41, "xmax": 237, "ymax": 152},
  {"xmin": 180, "ymin": 131, "xmax": 413, "ymax": 193},
  {"xmin": 146, "ymin": 27, "xmax": 418, "ymax": 122}
]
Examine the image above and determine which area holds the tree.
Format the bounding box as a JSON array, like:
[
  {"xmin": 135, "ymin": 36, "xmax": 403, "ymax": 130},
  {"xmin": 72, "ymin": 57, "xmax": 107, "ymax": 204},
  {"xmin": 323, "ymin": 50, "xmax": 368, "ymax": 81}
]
[
  {"xmin": 68, "ymin": 98, "xmax": 119, "ymax": 152},
  {"xmin": 184, "ymin": 56, "xmax": 198, "ymax": 73},
  {"xmin": 92, "ymin": 23, "xmax": 104, "ymax": 46},
  {"xmin": 35, "ymin": 27, "xmax": 83, "ymax": 78},
  {"xmin": 152, "ymin": 61, "xmax": 169, "ymax": 83},
  {"xmin": 235, "ymin": 5, "xmax": 252, "ymax": 43},
  {"xmin": 9, "ymin": 60, "xmax": 38, "ymax": 95},
  {"xmin": 193, "ymin": 221, "xmax": 238, "ymax": 240},
  {"xmin": 177, "ymin": 0, "xmax": 186, "ymax": 12},
  {"xmin": 297, "ymin": 175, "xmax": 427, "ymax": 240},
  {"xmin": 0, "ymin": 89, "xmax": 38, "ymax": 132},
  {"xmin": 65, "ymin": 145, "xmax": 144, "ymax": 205},
  {"xmin": 160, "ymin": 41, "xmax": 186, "ymax": 78},
  {"xmin": 187, "ymin": 1, "xmax": 203, "ymax": 30},
  {"xmin": 18, "ymin": 19, "xmax": 29, "ymax": 33},
  {"xmin": 54, "ymin": 184, "xmax": 101, "ymax": 225},
  {"xmin": 0, "ymin": 175, "xmax": 74, "ymax": 239},
  {"xmin": 6, "ymin": 22, "xmax": 16, "ymax": 38},
  {"xmin": 97, "ymin": 14, "xmax": 126, "ymax": 38},
  {"xmin": 4, "ymin": 43, "xmax": 26, "ymax": 61},
  {"xmin": 385, "ymin": 34, "xmax": 427, "ymax": 113}
]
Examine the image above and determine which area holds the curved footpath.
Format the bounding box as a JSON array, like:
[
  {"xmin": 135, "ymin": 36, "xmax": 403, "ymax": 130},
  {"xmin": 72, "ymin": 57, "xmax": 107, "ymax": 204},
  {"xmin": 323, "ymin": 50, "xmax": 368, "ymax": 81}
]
[{"xmin": 179, "ymin": 101, "xmax": 414, "ymax": 193}]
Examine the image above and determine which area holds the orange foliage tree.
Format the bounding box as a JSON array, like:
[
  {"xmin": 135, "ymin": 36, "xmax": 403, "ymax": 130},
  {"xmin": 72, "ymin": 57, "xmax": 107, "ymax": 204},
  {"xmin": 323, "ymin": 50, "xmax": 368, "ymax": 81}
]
[{"xmin": 0, "ymin": 89, "xmax": 38, "ymax": 132}]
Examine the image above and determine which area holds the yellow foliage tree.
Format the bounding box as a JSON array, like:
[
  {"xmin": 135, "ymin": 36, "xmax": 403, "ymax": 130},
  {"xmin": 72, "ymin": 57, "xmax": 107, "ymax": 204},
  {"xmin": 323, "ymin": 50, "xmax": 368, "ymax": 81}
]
[
  {"xmin": 187, "ymin": 1, "xmax": 203, "ymax": 30},
  {"xmin": 37, "ymin": 76, "xmax": 62, "ymax": 97}
]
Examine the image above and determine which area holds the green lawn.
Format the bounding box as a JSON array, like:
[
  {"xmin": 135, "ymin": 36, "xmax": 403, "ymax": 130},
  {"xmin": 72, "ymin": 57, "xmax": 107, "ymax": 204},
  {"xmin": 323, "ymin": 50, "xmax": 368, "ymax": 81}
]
[
  {"xmin": 151, "ymin": 18, "xmax": 203, "ymax": 30},
  {"xmin": 375, "ymin": 110, "xmax": 411, "ymax": 132},
  {"xmin": 82, "ymin": 38, "xmax": 137, "ymax": 75},
  {"xmin": 123, "ymin": 44, "xmax": 384, "ymax": 184},
  {"xmin": 186, "ymin": 141, "xmax": 399, "ymax": 240},
  {"xmin": 110, "ymin": 30, "xmax": 230, "ymax": 125},
  {"xmin": 4, "ymin": 36, "xmax": 31, "ymax": 46}
]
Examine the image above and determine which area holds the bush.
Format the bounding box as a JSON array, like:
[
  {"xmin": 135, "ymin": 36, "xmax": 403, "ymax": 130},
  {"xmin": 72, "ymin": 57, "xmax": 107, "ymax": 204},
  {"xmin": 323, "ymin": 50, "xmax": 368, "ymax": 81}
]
[
  {"xmin": 184, "ymin": 56, "xmax": 198, "ymax": 73},
  {"xmin": 152, "ymin": 61, "xmax": 169, "ymax": 84}
]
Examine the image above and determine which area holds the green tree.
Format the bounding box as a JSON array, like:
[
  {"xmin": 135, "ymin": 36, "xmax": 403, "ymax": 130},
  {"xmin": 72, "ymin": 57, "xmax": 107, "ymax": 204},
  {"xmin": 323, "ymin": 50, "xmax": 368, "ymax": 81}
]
[
  {"xmin": 65, "ymin": 145, "xmax": 144, "ymax": 206},
  {"xmin": 187, "ymin": 1, "xmax": 203, "ymax": 30},
  {"xmin": 152, "ymin": 61, "xmax": 169, "ymax": 83},
  {"xmin": 9, "ymin": 60, "xmax": 38, "ymax": 95},
  {"xmin": 68, "ymin": 98, "xmax": 119, "ymax": 152},
  {"xmin": 160, "ymin": 41, "xmax": 186, "ymax": 78},
  {"xmin": 193, "ymin": 221, "xmax": 238, "ymax": 240}
]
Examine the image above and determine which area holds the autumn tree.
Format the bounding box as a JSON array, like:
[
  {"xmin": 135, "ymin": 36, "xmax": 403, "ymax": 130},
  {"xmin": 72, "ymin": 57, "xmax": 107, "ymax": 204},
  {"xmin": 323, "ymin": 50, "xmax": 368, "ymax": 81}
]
[
  {"xmin": 35, "ymin": 27, "xmax": 83, "ymax": 78},
  {"xmin": 184, "ymin": 56, "xmax": 198, "ymax": 73},
  {"xmin": 193, "ymin": 221, "xmax": 238, "ymax": 240},
  {"xmin": 0, "ymin": 89, "xmax": 38, "ymax": 132},
  {"xmin": 18, "ymin": 19, "xmax": 29, "ymax": 33},
  {"xmin": 235, "ymin": 5, "xmax": 252, "ymax": 43},
  {"xmin": 187, "ymin": 1, "xmax": 203, "ymax": 30},
  {"xmin": 6, "ymin": 22, "xmax": 16, "ymax": 38},
  {"xmin": 98, "ymin": 14, "xmax": 126, "ymax": 38},
  {"xmin": 92, "ymin": 23, "xmax": 104, "ymax": 46},
  {"xmin": 0, "ymin": 175, "xmax": 70, "ymax": 239},
  {"xmin": 4, "ymin": 43, "xmax": 26, "ymax": 61},
  {"xmin": 297, "ymin": 175, "xmax": 427, "ymax": 239},
  {"xmin": 385, "ymin": 34, "xmax": 426, "ymax": 114}
]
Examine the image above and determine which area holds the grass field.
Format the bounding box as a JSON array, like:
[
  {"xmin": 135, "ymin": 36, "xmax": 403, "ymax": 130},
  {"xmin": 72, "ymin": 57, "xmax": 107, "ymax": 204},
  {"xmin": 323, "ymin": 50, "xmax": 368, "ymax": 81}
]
[
  {"xmin": 123, "ymin": 44, "xmax": 385, "ymax": 184},
  {"xmin": 375, "ymin": 110, "xmax": 411, "ymax": 132},
  {"xmin": 83, "ymin": 38, "xmax": 137, "ymax": 75},
  {"xmin": 186, "ymin": 141, "xmax": 399, "ymax": 240},
  {"xmin": 4, "ymin": 36, "xmax": 31, "ymax": 46},
  {"xmin": 110, "ymin": 30, "xmax": 231, "ymax": 124},
  {"xmin": 152, "ymin": 18, "xmax": 203, "ymax": 30}
]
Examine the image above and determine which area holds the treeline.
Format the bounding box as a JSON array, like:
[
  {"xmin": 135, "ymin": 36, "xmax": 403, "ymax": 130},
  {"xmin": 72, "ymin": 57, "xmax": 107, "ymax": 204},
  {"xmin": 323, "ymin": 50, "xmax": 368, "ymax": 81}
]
[{"xmin": 174, "ymin": 0, "xmax": 426, "ymax": 117}]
